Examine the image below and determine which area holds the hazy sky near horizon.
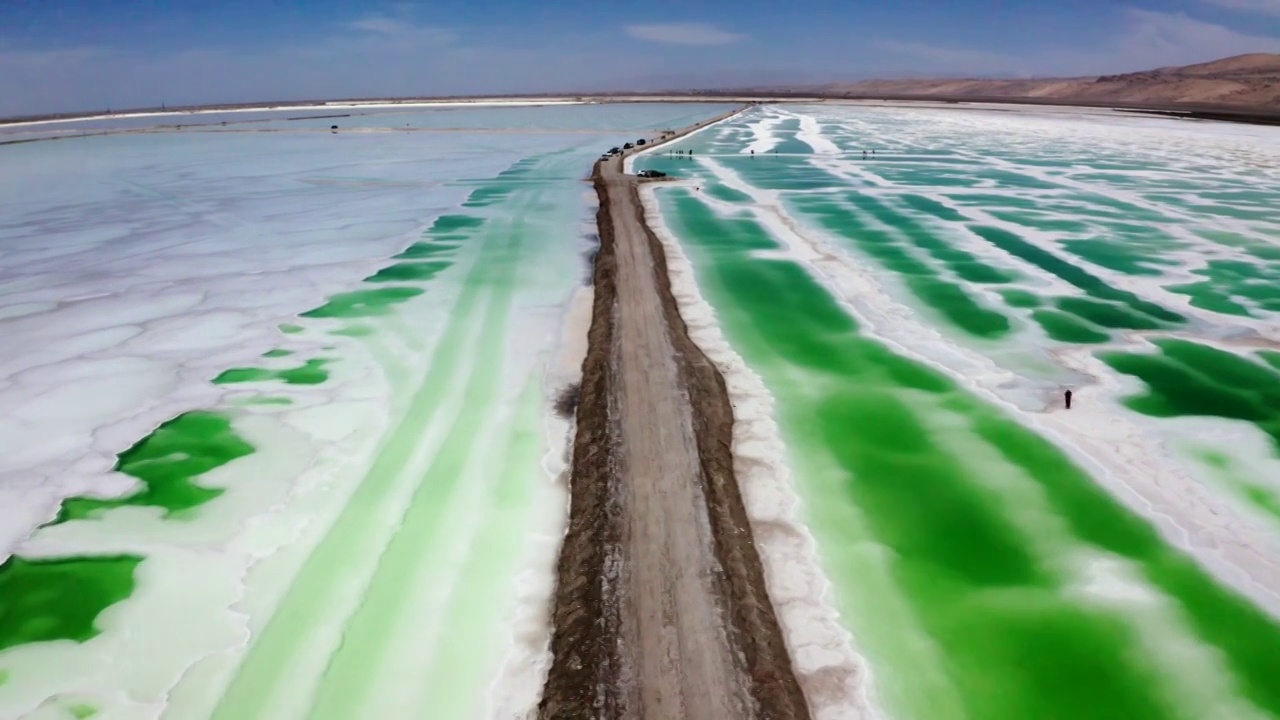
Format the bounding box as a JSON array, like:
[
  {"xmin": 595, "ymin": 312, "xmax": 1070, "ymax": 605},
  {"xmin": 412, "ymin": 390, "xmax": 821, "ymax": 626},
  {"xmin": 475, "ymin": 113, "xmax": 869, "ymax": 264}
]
[{"xmin": 2, "ymin": 0, "xmax": 1280, "ymax": 116}]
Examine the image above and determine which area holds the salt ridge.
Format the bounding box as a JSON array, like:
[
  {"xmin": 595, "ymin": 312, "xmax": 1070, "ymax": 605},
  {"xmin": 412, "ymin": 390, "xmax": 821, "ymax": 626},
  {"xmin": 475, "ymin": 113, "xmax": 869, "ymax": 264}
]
[
  {"xmin": 693, "ymin": 144, "xmax": 1280, "ymax": 619},
  {"xmin": 630, "ymin": 110, "xmax": 885, "ymax": 718}
]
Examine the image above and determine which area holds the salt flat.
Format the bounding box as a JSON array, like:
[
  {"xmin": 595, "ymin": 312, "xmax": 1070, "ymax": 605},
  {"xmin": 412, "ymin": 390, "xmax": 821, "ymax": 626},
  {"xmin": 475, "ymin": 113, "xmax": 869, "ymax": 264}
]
[
  {"xmin": 636, "ymin": 104, "xmax": 1280, "ymax": 720},
  {"xmin": 6, "ymin": 99, "xmax": 1280, "ymax": 720},
  {"xmin": 0, "ymin": 102, "xmax": 733, "ymax": 720}
]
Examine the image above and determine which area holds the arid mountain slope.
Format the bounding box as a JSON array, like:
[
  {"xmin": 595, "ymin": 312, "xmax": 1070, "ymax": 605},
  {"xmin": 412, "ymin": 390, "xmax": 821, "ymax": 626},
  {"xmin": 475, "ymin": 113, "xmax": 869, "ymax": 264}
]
[{"xmin": 823, "ymin": 53, "xmax": 1280, "ymax": 109}]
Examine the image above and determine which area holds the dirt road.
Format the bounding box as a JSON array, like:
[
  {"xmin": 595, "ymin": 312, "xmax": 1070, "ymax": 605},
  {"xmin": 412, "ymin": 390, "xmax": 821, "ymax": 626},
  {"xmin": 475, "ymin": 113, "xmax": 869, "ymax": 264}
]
[{"xmin": 538, "ymin": 114, "xmax": 809, "ymax": 719}]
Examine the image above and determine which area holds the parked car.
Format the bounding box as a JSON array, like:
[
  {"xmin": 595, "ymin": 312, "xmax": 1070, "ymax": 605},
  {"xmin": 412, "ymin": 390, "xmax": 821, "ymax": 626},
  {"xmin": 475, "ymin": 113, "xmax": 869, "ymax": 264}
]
[
  {"xmin": 636, "ymin": 169, "xmax": 667, "ymax": 179},
  {"xmin": 636, "ymin": 138, "xmax": 646, "ymax": 146},
  {"xmin": 623, "ymin": 142, "xmax": 634, "ymax": 150}
]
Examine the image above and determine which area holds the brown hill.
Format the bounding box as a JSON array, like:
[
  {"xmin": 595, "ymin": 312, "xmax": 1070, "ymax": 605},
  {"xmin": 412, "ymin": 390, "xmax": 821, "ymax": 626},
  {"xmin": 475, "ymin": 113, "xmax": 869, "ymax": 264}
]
[{"xmin": 823, "ymin": 54, "xmax": 1280, "ymax": 110}]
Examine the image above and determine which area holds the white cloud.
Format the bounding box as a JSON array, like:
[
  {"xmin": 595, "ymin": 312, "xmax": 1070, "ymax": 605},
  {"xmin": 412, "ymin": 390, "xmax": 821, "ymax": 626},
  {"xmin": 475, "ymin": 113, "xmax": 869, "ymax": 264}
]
[
  {"xmin": 349, "ymin": 16, "xmax": 413, "ymax": 34},
  {"xmin": 346, "ymin": 15, "xmax": 454, "ymax": 45},
  {"xmin": 0, "ymin": 18, "xmax": 638, "ymax": 116},
  {"xmin": 1059, "ymin": 9, "xmax": 1280, "ymax": 73},
  {"xmin": 0, "ymin": 45, "xmax": 110, "ymax": 69},
  {"xmin": 873, "ymin": 9, "xmax": 1280, "ymax": 79},
  {"xmin": 9, "ymin": 7, "xmax": 1272, "ymax": 118},
  {"xmin": 624, "ymin": 23, "xmax": 744, "ymax": 46},
  {"xmin": 873, "ymin": 40, "xmax": 1016, "ymax": 75},
  {"xmin": 1201, "ymin": 0, "xmax": 1280, "ymax": 17}
]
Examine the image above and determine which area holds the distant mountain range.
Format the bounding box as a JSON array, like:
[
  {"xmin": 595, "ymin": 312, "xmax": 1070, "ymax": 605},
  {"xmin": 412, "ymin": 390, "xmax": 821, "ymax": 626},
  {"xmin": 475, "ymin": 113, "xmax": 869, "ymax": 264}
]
[
  {"xmin": 8, "ymin": 54, "xmax": 1280, "ymax": 127},
  {"xmin": 808, "ymin": 54, "xmax": 1280, "ymax": 111}
]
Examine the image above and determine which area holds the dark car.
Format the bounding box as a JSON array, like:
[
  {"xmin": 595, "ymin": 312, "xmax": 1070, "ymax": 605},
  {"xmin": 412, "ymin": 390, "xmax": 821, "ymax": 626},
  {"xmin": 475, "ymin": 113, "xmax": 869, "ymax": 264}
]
[
  {"xmin": 623, "ymin": 142, "xmax": 634, "ymax": 150},
  {"xmin": 636, "ymin": 138, "xmax": 646, "ymax": 146},
  {"xmin": 636, "ymin": 169, "xmax": 667, "ymax": 179}
]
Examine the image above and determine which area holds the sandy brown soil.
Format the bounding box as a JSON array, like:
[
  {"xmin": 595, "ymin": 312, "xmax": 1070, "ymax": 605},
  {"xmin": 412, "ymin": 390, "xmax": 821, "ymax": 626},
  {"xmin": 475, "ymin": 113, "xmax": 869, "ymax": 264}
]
[
  {"xmin": 819, "ymin": 53, "xmax": 1280, "ymax": 110},
  {"xmin": 538, "ymin": 113, "xmax": 809, "ymax": 719}
]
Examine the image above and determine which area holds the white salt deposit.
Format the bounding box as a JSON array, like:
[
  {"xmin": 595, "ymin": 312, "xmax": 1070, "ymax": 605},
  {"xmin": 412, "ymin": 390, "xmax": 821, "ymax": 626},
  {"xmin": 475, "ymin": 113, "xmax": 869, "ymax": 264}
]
[
  {"xmin": 1067, "ymin": 551, "xmax": 1272, "ymax": 720},
  {"xmin": 7, "ymin": 97, "xmax": 1280, "ymax": 720},
  {"xmin": 0, "ymin": 99, "xmax": 586, "ymax": 131},
  {"xmin": 689, "ymin": 152, "xmax": 1280, "ymax": 618},
  {"xmin": 638, "ymin": 103, "xmax": 1280, "ymax": 719},
  {"xmin": 792, "ymin": 111, "xmax": 842, "ymax": 155},
  {"xmin": 743, "ymin": 113, "xmax": 784, "ymax": 155},
  {"xmin": 632, "ymin": 112, "xmax": 884, "ymax": 717},
  {"xmin": 0, "ymin": 103, "xmax": 729, "ymax": 719},
  {"xmin": 640, "ymin": 182, "xmax": 885, "ymax": 720}
]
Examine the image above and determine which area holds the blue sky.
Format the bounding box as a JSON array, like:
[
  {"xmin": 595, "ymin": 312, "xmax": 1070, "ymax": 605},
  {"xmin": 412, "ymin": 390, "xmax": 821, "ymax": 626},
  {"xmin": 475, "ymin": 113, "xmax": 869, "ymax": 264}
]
[{"xmin": 2, "ymin": 0, "xmax": 1279, "ymax": 116}]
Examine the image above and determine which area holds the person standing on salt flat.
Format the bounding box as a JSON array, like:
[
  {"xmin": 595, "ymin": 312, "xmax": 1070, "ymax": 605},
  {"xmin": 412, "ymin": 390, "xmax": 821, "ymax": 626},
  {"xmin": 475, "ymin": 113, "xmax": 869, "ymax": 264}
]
[{"xmin": 1065, "ymin": 389, "xmax": 1073, "ymax": 409}]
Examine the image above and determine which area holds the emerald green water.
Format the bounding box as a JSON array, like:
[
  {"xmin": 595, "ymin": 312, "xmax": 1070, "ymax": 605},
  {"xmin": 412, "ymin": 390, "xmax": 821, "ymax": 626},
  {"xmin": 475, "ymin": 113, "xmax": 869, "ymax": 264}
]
[
  {"xmin": 5, "ymin": 412, "xmax": 251, "ymax": 668},
  {"xmin": 428, "ymin": 214, "xmax": 484, "ymax": 233},
  {"xmin": 209, "ymin": 145, "xmax": 593, "ymax": 720},
  {"xmin": 1104, "ymin": 340, "xmax": 1280, "ymax": 450},
  {"xmin": 993, "ymin": 211, "xmax": 1094, "ymax": 234},
  {"xmin": 395, "ymin": 243, "xmax": 456, "ymax": 259},
  {"xmin": 213, "ymin": 358, "xmax": 330, "ymax": 385},
  {"xmin": 847, "ymin": 194, "xmax": 1017, "ymax": 284},
  {"xmin": 646, "ymin": 105, "xmax": 1280, "ymax": 720},
  {"xmin": 783, "ymin": 194, "xmax": 1013, "ymax": 338},
  {"xmin": 1167, "ymin": 259, "xmax": 1280, "ymax": 318},
  {"xmin": 0, "ymin": 556, "xmax": 141, "ymax": 652},
  {"xmin": 303, "ymin": 221, "xmax": 529, "ymax": 720},
  {"xmin": 684, "ymin": 143, "xmax": 1208, "ymax": 352},
  {"xmin": 4, "ymin": 152, "xmax": 564, "ymax": 685},
  {"xmin": 10, "ymin": 102, "xmax": 1278, "ymax": 720},
  {"xmin": 1061, "ymin": 238, "xmax": 1171, "ymax": 276},
  {"xmin": 658, "ymin": 185, "xmax": 1280, "ymax": 720},
  {"xmin": 363, "ymin": 261, "xmax": 451, "ymax": 283},
  {"xmin": 0, "ymin": 103, "xmax": 745, "ymax": 720},
  {"xmin": 1000, "ymin": 289, "xmax": 1041, "ymax": 308},
  {"xmin": 299, "ymin": 287, "xmax": 425, "ymax": 318},
  {"xmin": 655, "ymin": 106, "xmax": 1280, "ymax": 720},
  {"xmin": 53, "ymin": 411, "xmax": 254, "ymax": 522},
  {"xmin": 967, "ymin": 225, "xmax": 1183, "ymax": 328},
  {"xmin": 234, "ymin": 396, "xmax": 294, "ymax": 406},
  {"xmin": 212, "ymin": 228, "xmax": 502, "ymax": 719},
  {"xmin": 1194, "ymin": 450, "xmax": 1280, "ymax": 521},
  {"xmin": 1031, "ymin": 309, "xmax": 1110, "ymax": 344}
]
